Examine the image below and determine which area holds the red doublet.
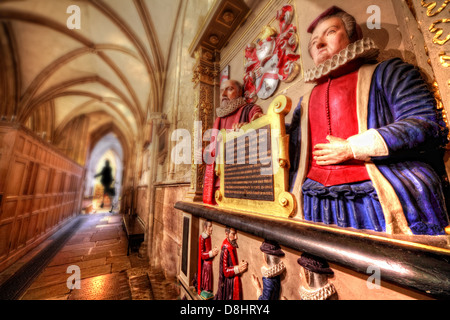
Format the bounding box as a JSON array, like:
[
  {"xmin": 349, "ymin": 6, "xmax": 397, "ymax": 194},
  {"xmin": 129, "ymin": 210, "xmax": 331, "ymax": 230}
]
[
  {"xmin": 307, "ymin": 70, "xmax": 370, "ymax": 186},
  {"xmin": 221, "ymin": 238, "xmax": 241, "ymax": 300},
  {"xmin": 200, "ymin": 236, "xmax": 212, "ymax": 261},
  {"xmin": 198, "ymin": 235, "xmax": 213, "ymax": 294}
]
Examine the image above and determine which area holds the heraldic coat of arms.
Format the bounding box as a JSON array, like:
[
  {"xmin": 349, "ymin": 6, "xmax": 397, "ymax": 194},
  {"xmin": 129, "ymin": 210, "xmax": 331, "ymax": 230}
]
[{"xmin": 244, "ymin": 4, "xmax": 301, "ymax": 102}]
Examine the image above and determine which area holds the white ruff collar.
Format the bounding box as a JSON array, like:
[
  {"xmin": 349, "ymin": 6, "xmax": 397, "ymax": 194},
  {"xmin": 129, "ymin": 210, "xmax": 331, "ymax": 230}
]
[
  {"xmin": 201, "ymin": 232, "xmax": 210, "ymax": 239},
  {"xmin": 304, "ymin": 38, "xmax": 379, "ymax": 83},
  {"xmin": 298, "ymin": 282, "xmax": 336, "ymax": 300},
  {"xmin": 261, "ymin": 261, "xmax": 286, "ymax": 278},
  {"xmin": 216, "ymin": 97, "xmax": 247, "ymax": 118}
]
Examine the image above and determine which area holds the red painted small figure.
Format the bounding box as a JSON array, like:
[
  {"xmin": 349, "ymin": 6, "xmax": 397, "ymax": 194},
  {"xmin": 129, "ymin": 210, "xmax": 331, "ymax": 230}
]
[
  {"xmin": 214, "ymin": 227, "xmax": 248, "ymax": 300},
  {"xmin": 197, "ymin": 220, "xmax": 218, "ymax": 300}
]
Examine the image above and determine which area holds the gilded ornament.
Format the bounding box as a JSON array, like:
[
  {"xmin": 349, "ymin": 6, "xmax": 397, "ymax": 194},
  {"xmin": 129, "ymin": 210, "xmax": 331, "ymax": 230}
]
[
  {"xmin": 429, "ymin": 19, "xmax": 450, "ymax": 45},
  {"xmin": 279, "ymin": 197, "xmax": 288, "ymax": 207},
  {"xmin": 215, "ymin": 190, "xmax": 222, "ymax": 202},
  {"xmin": 209, "ymin": 35, "xmax": 219, "ymax": 45},
  {"xmin": 222, "ymin": 10, "xmax": 235, "ymax": 24},
  {"xmin": 203, "ymin": 50, "xmax": 213, "ymax": 61},
  {"xmin": 439, "ymin": 52, "xmax": 450, "ymax": 67},
  {"xmin": 432, "ymin": 81, "xmax": 445, "ymax": 110},
  {"xmin": 421, "ymin": 0, "xmax": 449, "ymax": 17}
]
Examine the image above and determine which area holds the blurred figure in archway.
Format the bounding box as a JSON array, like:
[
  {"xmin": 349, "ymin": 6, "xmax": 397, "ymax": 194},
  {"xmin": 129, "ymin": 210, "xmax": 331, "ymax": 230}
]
[{"xmin": 94, "ymin": 160, "xmax": 115, "ymax": 212}]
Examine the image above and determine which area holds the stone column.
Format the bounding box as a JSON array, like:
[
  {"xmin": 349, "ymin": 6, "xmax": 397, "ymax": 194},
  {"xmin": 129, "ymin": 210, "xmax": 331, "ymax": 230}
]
[{"xmin": 141, "ymin": 112, "xmax": 168, "ymax": 263}]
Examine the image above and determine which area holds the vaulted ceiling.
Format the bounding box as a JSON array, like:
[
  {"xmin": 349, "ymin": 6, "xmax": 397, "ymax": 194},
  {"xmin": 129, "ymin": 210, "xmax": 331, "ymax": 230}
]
[{"xmin": 0, "ymin": 0, "xmax": 182, "ymax": 147}]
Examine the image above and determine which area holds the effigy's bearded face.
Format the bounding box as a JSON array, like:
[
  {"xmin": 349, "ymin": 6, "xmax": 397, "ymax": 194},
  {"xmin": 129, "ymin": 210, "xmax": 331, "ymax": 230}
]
[
  {"xmin": 309, "ymin": 17, "xmax": 350, "ymax": 66},
  {"xmin": 227, "ymin": 228, "xmax": 239, "ymax": 248},
  {"xmin": 220, "ymin": 80, "xmax": 241, "ymax": 105}
]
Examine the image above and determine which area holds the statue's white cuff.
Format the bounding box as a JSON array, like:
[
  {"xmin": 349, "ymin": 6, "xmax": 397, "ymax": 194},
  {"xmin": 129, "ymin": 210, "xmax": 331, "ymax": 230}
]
[
  {"xmin": 208, "ymin": 250, "xmax": 213, "ymax": 258},
  {"xmin": 234, "ymin": 266, "xmax": 240, "ymax": 275},
  {"xmin": 347, "ymin": 129, "xmax": 389, "ymax": 161}
]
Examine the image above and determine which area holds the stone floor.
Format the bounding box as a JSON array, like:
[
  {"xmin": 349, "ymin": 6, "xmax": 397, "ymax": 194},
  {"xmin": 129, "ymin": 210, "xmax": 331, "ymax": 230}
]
[{"xmin": 0, "ymin": 211, "xmax": 179, "ymax": 300}]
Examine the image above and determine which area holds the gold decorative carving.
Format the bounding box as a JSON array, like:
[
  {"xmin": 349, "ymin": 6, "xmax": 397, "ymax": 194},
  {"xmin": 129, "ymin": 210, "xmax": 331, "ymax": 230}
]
[
  {"xmin": 439, "ymin": 51, "xmax": 450, "ymax": 67},
  {"xmin": 421, "ymin": 0, "xmax": 449, "ymax": 16},
  {"xmin": 209, "ymin": 34, "xmax": 219, "ymax": 45},
  {"xmin": 215, "ymin": 95, "xmax": 296, "ymax": 218},
  {"xmin": 192, "ymin": 64, "xmax": 219, "ymax": 85},
  {"xmin": 429, "ymin": 19, "xmax": 450, "ymax": 45},
  {"xmin": 222, "ymin": 10, "xmax": 235, "ymax": 24},
  {"xmin": 432, "ymin": 81, "xmax": 446, "ymax": 111},
  {"xmin": 414, "ymin": 1, "xmax": 450, "ymax": 137}
]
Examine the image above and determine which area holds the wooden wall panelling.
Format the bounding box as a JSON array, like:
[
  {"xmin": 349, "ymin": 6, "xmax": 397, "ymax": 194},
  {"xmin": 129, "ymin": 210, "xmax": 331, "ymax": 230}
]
[{"xmin": 0, "ymin": 123, "xmax": 84, "ymax": 272}]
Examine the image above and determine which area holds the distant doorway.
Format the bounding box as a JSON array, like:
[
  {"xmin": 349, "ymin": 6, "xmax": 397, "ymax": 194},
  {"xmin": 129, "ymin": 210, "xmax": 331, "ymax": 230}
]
[{"xmin": 85, "ymin": 133, "xmax": 123, "ymax": 213}]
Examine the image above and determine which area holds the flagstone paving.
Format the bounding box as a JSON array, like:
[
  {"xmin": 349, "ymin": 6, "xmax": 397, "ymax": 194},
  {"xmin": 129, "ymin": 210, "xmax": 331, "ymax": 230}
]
[{"xmin": 0, "ymin": 211, "xmax": 180, "ymax": 300}]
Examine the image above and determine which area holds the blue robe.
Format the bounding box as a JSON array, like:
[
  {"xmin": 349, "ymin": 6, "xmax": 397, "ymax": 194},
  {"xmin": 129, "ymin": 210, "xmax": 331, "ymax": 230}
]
[
  {"xmin": 258, "ymin": 276, "xmax": 281, "ymax": 300},
  {"xmin": 289, "ymin": 58, "xmax": 450, "ymax": 235}
]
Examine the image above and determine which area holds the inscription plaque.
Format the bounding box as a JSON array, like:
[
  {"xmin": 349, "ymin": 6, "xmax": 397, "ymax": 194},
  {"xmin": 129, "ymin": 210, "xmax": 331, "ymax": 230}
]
[
  {"xmin": 215, "ymin": 95, "xmax": 297, "ymax": 218},
  {"xmin": 224, "ymin": 125, "xmax": 274, "ymax": 201}
]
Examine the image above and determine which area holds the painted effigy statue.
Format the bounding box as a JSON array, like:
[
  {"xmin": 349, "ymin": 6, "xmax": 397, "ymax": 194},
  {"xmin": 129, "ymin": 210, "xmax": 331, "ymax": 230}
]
[
  {"xmin": 297, "ymin": 253, "xmax": 337, "ymax": 300},
  {"xmin": 251, "ymin": 240, "xmax": 286, "ymax": 300},
  {"xmin": 215, "ymin": 227, "xmax": 248, "ymax": 300},
  {"xmin": 288, "ymin": 6, "xmax": 450, "ymax": 235},
  {"xmin": 203, "ymin": 79, "xmax": 263, "ymax": 205},
  {"xmin": 197, "ymin": 220, "xmax": 218, "ymax": 300}
]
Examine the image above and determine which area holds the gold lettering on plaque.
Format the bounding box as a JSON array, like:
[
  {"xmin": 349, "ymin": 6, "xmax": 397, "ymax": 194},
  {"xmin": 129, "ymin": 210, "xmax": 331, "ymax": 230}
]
[
  {"xmin": 421, "ymin": 0, "xmax": 450, "ymax": 16},
  {"xmin": 439, "ymin": 52, "xmax": 450, "ymax": 67},
  {"xmin": 429, "ymin": 19, "xmax": 450, "ymax": 45}
]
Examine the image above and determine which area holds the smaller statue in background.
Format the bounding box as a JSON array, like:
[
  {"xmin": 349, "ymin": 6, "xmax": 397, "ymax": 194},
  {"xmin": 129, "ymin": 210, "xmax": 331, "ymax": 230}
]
[
  {"xmin": 297, "ymin": 253, "xmax": 337, "ymax": 300},
  {"xmin": 197, "ymin": 220, "xmax": 219, "ymax": 300},
  {"xmin": 251, "ymin": 240, "xmax": 286, "ymax": 300},
  {"xmin": 203, "ymin": 79, "xmax": 263, "ymax": 205},
  {"xmin": 215, "ymin": 227, "xmax": 248, "ymax": 300}
]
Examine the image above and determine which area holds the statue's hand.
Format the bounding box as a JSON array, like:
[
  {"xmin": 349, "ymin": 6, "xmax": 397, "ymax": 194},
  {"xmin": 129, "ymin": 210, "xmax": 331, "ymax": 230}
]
[
  {"xmin": 250, "ymin": 112, "xmax": 263, "ymax": 122},
  {"xmin": 313, "ymin": 135, "xmax": 353, "ymax": 166},
  {"xmin": 239, "ymin": 260, "xmax": 248, "ymax": 273},
  {"xmin": 251, "ymin": 274, "xmax": 261, "ymax": 289},
  {"xmin": 232, "ymin": 122, "xmax": 247, "ymax": 131}
]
